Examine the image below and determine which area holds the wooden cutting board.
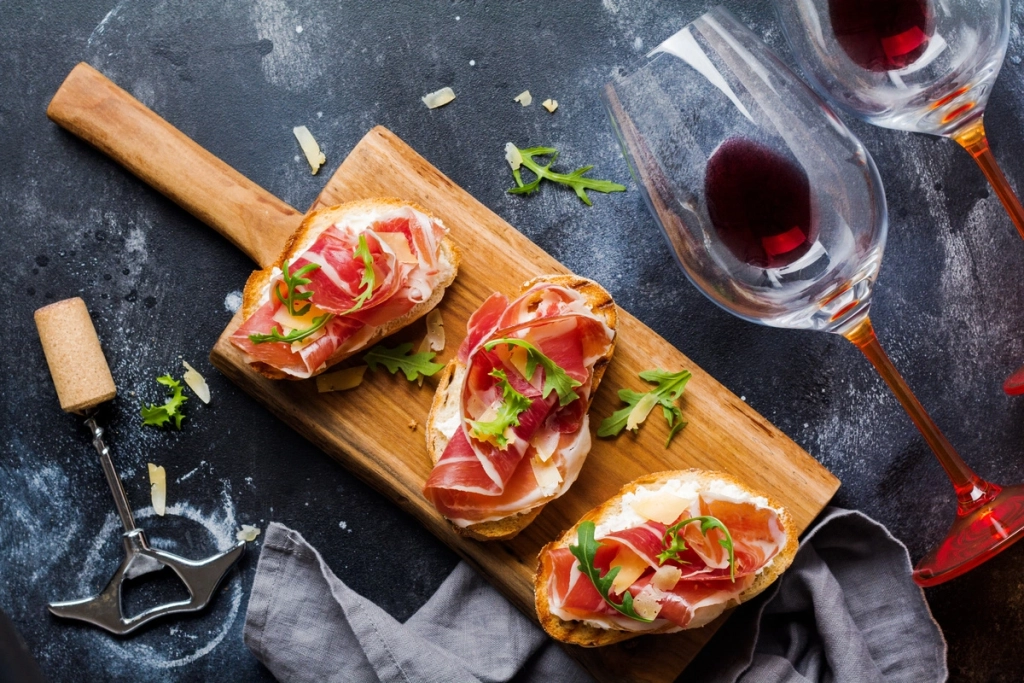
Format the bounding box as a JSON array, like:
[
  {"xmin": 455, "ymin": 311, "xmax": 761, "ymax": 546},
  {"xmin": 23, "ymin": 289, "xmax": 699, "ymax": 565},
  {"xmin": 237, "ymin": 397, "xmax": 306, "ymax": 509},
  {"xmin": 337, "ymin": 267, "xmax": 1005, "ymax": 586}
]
[{"xmin": 49, "ymin": 63, "xmax": 839, "ymax": 683}]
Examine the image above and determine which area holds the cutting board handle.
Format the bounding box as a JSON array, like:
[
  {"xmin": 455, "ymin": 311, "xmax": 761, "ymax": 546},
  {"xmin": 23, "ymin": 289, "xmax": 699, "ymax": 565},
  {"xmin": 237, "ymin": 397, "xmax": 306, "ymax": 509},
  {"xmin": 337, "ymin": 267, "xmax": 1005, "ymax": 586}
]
[{"xmin": 47, "ymin": 62, "xmax": 302, "ymax": 268}]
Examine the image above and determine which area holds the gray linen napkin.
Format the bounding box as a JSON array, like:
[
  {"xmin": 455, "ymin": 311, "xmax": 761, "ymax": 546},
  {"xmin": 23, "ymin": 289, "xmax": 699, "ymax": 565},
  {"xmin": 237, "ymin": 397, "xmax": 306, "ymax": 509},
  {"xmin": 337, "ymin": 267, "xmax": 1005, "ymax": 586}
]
[{"xmin": 244, "ymin": 508, "xmax": 946, "ymax": 683}]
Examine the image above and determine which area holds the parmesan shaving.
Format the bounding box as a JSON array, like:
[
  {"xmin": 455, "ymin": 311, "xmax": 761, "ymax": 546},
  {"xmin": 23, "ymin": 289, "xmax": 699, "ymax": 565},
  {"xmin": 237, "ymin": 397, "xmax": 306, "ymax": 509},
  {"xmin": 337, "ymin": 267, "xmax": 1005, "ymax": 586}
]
[
  {"xmin": 293, "ymin": 125, "xmax": 326, "ymax": 174},
  {"xmin": 504, "ymin": 142, "xmax": 523, "ymax": 171},
  {"xmin": 609, "ymin": 547, "xmax": 648, "ymax": 595},
  {"xmin": 652, "ymin": 564, "xmax": 683, "ymax": 591},
  {"xmin": 148, "ymin": 463, "xmax": 166, "ymax": 517},
  {"xmin": 633, "ymin": 585, "xmax": 663, "ymax": 621},
  {"xmin": 630, "ymin": 489, "xmax": 694, "ymax": 525},
  {"xmin": 513, "ymin": 90, "xmax": 533, "ymax": 106},
  {"xmin": 316, "ymin": 365, "xmax": 368, "ymax": 393},
  {"xmin": 625, "ymin": 392, "xmax": 658, "ymax": 431},
  {"xmin": 236, "ymin": 525, "xmax": 261, "ymax": 542},
  {"xmin": 422, "ymin": 86, "xmax": 456, "ymax": 109},
  {"xmin": 182, "ymin": 361, "xmax": 210, "ymax": 404},
  {"xmin": 541, "ymin": 98, "xmax": 559, "ymax": 113},
  {"xmin": 531, "ymin": 456, "xmax": 563, "ymax": 497}
]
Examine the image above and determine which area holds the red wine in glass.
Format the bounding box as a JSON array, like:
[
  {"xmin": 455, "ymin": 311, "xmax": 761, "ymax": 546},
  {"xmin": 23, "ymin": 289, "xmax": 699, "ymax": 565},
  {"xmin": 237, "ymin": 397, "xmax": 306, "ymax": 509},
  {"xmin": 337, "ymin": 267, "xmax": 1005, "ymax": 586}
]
[
  {"xmin": 829, "ymin": 0, "xmax": 936, "ymax": 72},
  {"xmin": 705, "ymin": 138, "xmax": 816, "ymax": 269}
]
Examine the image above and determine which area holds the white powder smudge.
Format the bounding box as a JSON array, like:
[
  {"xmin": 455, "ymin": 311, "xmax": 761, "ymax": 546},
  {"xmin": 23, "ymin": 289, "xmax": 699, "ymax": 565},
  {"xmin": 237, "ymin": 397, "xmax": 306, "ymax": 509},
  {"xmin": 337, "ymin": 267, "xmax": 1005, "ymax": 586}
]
[
  {"xmin": 338, "ymin": 520, "xmax": 347, "ymax": 530},
  {"xmin": 224, "ymin": 290, "xmax": 243, "ymax": 313},
  {"xmin": 176, "ymin": 460, "xmax": 207, "ymax": 483},
  {"xmin": 78, "ymin": 484, "xmax": 243, "ymax": 669},
  {"xmin": 124, "ymin": 226, "xmax": 148, "ymax": 263},
  {"xmin": 250, "ymin": 0, "xmax": 322, "ymax": 90},
  {"xmin": 633, "ymin": 36, "xmax": 643, "ymax": 51}
]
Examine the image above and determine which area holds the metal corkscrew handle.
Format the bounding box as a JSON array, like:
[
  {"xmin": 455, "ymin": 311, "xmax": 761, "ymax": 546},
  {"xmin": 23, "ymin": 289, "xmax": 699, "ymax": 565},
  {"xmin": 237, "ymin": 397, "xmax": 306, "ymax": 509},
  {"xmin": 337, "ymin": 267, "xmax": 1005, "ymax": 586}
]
[{"xmin": 84, "ymin": 415, "xmax": 136, "ymax": 533}]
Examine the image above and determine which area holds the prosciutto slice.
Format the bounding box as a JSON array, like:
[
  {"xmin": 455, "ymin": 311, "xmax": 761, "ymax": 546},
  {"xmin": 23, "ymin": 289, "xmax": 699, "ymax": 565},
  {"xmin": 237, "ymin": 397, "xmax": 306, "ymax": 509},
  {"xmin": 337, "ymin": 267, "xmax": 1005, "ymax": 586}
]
[
  {"xmin": 424, "ymin": 284, "xmax": 615, "ymax": 526},
  {"xmin": 230, "ymin": 207, "xmax": 446, "ymax": 378},
  {"xmin": 545, "ymin": 491, "xmax": 786, "ymax": 631}
]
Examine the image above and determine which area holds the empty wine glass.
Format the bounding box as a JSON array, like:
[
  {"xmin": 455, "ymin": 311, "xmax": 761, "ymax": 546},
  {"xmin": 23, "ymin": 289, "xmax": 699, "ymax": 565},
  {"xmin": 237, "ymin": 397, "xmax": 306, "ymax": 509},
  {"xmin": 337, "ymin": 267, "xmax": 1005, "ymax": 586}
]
[
  {"xmin": 772, "ymin": 0, "xmax": 1024, "ymax": 239},
  {"xmin": 603, "ymin": 6, "xmax": 1024, "ymax": 586}
]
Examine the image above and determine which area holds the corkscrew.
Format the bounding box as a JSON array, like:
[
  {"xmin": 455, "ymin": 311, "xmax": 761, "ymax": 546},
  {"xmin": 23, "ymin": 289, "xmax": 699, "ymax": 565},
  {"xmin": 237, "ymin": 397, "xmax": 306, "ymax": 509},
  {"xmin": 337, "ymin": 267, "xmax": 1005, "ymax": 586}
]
[{"xmin": 34, "ymin": 298, "xmax": 245, "ymax": 635}]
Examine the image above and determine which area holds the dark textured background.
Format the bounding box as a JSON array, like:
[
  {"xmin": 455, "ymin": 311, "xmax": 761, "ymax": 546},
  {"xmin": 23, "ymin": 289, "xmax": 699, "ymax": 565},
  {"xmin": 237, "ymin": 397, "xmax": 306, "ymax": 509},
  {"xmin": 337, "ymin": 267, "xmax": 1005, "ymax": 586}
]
[{"xmin": 2, "ymin": 0, "xmax": 1024, "ymax": 680}]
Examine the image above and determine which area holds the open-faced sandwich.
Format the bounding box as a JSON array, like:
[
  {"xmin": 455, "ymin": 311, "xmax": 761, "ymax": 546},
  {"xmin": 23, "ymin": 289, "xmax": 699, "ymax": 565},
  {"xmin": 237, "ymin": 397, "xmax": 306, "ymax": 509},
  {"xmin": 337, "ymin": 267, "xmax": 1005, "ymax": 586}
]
[
  {"xmin": 536, "ymin": 470, "xmax": 797, "ymax": 646},
  {"xmin": 230, "ymin": 198, "xmax": 459, "ymax": 379},
  {"xmin": 423, "ymin": 275, "xmax": 617, "ymax": 541}
]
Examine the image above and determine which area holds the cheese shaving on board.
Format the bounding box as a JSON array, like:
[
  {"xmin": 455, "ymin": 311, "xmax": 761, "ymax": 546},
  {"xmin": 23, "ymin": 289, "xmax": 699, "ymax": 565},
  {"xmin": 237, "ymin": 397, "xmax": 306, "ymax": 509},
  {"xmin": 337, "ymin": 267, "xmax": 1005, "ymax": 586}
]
[
  {"xmin": 148, "ymin": 463, "xmax": 166, "ymax": 516},
  {"xmin": 182, "ymin": 361, "xmax": 210, "ymax": 403},
  {"xmin": 514, "ymin": 90, "xmax": 533, "ymax": 106},
  {"xmin": 293, "ymin": 125, "xmax": 326, "ymax": 174},
  {"xmin": 315, "ymin": 365, "xmax": 368, "ymax": 393},
  {"xmin": 236, "ymin": 525, "xmax": 261, "ymax": 542},
  {"xmin": 504, "ymin": 142, "xmax": 523, "ymax": 171},
  {"xmin": 541, "ymin": 98, "xmax": 559, "ymax": 113},
  {"xmin": 422, "ymin": 87, "xmax": 456, "ymax": 109}
]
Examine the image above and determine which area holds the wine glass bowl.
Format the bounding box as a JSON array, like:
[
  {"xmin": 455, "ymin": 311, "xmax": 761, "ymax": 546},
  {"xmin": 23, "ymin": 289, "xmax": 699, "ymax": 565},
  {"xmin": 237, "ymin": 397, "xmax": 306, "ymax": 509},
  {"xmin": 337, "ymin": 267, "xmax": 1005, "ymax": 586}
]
[
  {"xmin": 772, "ymin": 0, "xmax": 1024, "ymax": 238},
  {"xmin": 604, "ymin": 7, "xmax": 886, "ymax": 334},
  {"xmin": 773, "ymin": 0, "xmax": 1010, "ymax": 136},
  {"xmin": 604, "ymin": 5, "xmax": 1024, "ymax": 586}
]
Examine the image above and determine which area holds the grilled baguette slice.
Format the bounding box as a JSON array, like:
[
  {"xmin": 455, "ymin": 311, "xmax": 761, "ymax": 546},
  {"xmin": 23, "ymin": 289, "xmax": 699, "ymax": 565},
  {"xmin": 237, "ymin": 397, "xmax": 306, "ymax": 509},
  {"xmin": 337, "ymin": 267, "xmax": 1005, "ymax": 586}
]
[
  {"xmin": 425, "ymin": 274, "xmax": 617, "ymax": 541},
  {"xmin": 239, "ymin": 197, "xmax": 459, "ymax": 379},
  {"xmin": 535, "ymin": 469, "xmax": 799, "ymax": 647}
]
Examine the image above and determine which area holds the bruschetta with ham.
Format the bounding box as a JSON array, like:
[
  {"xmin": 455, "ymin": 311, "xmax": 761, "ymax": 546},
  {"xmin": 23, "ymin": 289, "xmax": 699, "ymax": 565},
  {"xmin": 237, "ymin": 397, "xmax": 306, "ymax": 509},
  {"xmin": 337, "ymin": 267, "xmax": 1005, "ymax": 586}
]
[
  {"xmin": 424, "ymin": 275, "xmax": 617, "ymax": 541},
  {"xmin": 535, "ymin": 470, "xmax": 798, "ymax": 646},
  {"xmin": 230, "ymin": 198, "xmax": 459, "ymax": 379}
]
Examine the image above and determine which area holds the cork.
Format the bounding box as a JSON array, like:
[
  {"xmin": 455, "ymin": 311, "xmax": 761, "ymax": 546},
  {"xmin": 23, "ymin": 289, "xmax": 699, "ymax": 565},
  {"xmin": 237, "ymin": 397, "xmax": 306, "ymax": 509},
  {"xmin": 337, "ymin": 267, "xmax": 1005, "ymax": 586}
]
[{"xmin": 34, "ymin": 298, "xmax": 117, "ymax": 413}]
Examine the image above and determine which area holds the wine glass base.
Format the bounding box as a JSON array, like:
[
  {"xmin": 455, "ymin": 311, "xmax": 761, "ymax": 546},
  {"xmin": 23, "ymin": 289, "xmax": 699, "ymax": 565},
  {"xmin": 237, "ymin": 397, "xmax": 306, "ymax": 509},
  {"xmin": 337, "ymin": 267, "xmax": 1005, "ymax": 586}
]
[{"xmin": 914, "ymin": 484, "xmax": 1024, "ymax": 587}]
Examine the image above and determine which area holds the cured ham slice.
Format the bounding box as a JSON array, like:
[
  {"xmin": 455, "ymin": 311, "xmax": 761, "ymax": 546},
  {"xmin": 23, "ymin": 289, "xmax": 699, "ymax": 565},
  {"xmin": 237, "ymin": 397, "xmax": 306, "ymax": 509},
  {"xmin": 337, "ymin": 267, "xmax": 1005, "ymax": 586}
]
[
  {"xmin": 536, "ymin": 472, "xmax": 797, "ymax": 645},
  {"xmin": 229, "ymin": 201, "xmax": 454, "ymax": 379},
  {"xmin": 424, "ymin": 279, "xmax": 617, "ymax": 537}
]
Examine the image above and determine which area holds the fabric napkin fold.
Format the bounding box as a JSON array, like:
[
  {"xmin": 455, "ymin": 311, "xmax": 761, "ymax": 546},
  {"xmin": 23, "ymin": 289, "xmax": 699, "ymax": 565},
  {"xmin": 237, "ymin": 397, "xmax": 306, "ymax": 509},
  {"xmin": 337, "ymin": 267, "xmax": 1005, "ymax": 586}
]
[{"xmin": 244, "ymin": 508, "xmax": 946, "ymax": 683}]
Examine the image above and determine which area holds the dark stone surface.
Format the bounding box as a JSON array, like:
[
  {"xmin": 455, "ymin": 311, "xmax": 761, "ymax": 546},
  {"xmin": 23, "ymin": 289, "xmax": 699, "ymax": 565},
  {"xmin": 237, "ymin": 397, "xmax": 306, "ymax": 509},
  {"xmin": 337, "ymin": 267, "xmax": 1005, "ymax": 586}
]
[{"xmin": 2, "ymin": 0, "xmax": 1024, "ymax": 680}]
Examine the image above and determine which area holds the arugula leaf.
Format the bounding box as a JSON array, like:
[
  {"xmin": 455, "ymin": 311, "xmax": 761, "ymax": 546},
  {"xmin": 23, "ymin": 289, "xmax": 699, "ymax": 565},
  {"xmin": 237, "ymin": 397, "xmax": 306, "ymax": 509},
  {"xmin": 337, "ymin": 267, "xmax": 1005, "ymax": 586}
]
[
  {"xmin": 569, "ymin": 521, "xmax": 654, "ymax": 623},
  {"xmin": 506, "ymin": 144, "xmax": 626, "ymax": 206},
  {"xmin": 341, "ymin": 233, "xmax": 376, "ymax": 314},
  {"xmin": 248, "ymin": 312, "xmax": 334, "ymax": 345},
  {"xmin": 468, "ymin": 370, "xmax": 533, "ymax": 448},
  {"xmin": 364, "ymin": 342, "xmax": 444, "ymax": 381},
  {"xmin": 597, "ymin": 369, "xmax": 692, "ymax": 446},
  {"xmin": 483, "ymin": 338, "xmax": 581, "ymax": 407},
  {"xmin": 275, "ymin": 259, "xmax": 320, "ymax": 317},
  {"xmin": 141, "ymin": 375, "xmax": 189, "ymax": 430},
  {"xmin": 657, "ymin": 516, "xmax": 736, "ymax": 582},
  {"xmin": 251, "ymin": 259, "xmax": 336, "ymax": 345}
]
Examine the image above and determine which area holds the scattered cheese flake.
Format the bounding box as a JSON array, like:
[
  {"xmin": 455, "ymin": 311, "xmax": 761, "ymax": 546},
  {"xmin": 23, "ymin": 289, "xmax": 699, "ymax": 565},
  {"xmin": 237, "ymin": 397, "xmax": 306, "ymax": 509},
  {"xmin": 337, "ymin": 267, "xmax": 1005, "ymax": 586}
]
[
  {"xmin": 293, "ymin": 125, "xmax": 326, "ymax": 174},
  {"xmin": 408, "ymin": 419, "xmax": 419, "ymax": 431},
  {"xmin": 631, "ymin": 490, "xmax": 693, "ymax": 525},
  {"xmin": 316, "ymin": 365, "xmax": 368, "ymax": 393},
  {"xmin": 633, "ymin": 585, "xmax": 663, "ymax": 621},
  {"xmin": 148, "ymin": 463, "xmax": 166, "ymax": 516},
  {"xmin": 626, "ymin": 392, "xmax": 659, "ymax": 431},
  {"xmin": 652, "ymin": 564, "xmax": 683, "ymax": 591},
  {"xmin": 608, "ymin": 546, "xmax": 648, "ymax": 595},
  {"xmin": 514, "ymin": 90, "xmax": 533, "ymax": 106},
  {"xmin": 418, "ymin": 310, "xmax": 445, "ymax": 353},
  {"xmin": 236, "ymin": 524, "xmax": 261, "ymax": 542},
  {"xmin": 531, "ymin": 455, "xmax": 563, "ymax": 497},
  {"xmin": 504, "ymin": 142, "xmax": 523, "ymax": 171},
  {"xmin": 422, "ymin": 87, "xmax": 456, "ymax": 109},
  {"xmin": 541, "ymin": 98, "xmax": 559, "ymax": 113},
  {"xmin": 182, "ymin": 361, "xmax": 210, "ymax": 404}
]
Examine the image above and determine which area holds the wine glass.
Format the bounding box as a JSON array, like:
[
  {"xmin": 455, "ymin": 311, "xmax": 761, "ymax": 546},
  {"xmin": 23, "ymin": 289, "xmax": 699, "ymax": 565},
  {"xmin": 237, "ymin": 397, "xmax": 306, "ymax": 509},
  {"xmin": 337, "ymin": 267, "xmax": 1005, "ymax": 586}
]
[
  {"xmin": 602, "ymin": 6, "xmax": 1024, "ymax": 586},
  {"xmin": 772, "ymin": 0, "xmax": 1024, "ymax": 240}
]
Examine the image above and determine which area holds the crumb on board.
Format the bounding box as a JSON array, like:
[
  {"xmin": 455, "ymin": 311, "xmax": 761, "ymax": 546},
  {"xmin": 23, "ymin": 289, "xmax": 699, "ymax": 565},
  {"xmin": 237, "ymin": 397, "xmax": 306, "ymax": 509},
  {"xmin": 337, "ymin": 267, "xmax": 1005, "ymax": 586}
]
[{"xmin": 408, "ymin": 419, "xmax": 419, "ymax": 431}]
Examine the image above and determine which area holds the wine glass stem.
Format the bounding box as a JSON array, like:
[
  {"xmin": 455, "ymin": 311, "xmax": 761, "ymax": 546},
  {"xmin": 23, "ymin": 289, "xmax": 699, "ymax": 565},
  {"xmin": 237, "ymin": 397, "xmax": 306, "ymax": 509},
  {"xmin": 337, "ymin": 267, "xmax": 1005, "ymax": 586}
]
[
  {"xmin": 843, "ymin": 316, "xmax": 997, "ymax": 513},
  {"xmin": 953, "ymin": 118, "xmax": 1024, "ymax": 241}
]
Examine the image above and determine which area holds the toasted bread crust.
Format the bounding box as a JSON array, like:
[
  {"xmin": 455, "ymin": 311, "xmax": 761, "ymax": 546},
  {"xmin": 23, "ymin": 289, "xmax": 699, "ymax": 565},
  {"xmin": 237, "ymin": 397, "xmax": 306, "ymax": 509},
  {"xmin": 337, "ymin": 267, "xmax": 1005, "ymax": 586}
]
[
  {"xmin": 534, "ymin": 470, "xmax": 800, "ymax": 647},
  {"xmin": 239, "ymin": 198, "xmax": 460, "ymax": 380},
  {"xmin": 425, "ymin": 275, "xmax": 618, "ymax": 541}
]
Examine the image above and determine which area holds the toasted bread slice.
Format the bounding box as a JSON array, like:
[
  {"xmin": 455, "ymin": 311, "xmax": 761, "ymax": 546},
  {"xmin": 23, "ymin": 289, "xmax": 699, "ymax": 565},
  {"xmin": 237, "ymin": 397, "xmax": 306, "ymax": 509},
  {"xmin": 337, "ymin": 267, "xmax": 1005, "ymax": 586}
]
[
  {"xmin": 535, "ymin": 470, "xmax": 799, "ymax": 647},
  {"xmin": 425, "ymin": 275, "xmax": 617, "ymax": 541},
  {"xmin": 239, "ymin": 198, "xmax": 459, "ymax": 379}
]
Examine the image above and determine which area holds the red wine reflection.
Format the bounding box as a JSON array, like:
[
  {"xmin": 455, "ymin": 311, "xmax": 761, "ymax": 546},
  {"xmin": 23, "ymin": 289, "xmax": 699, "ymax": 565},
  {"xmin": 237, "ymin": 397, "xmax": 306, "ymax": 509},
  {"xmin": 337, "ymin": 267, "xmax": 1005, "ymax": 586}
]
[
  {"xmin": 829, "ymin": 0, "xmax": 936, "ymax": 72},
  {"xmin": 705, "ymin": 138, "xmax": 816, "ymax": 269}
]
